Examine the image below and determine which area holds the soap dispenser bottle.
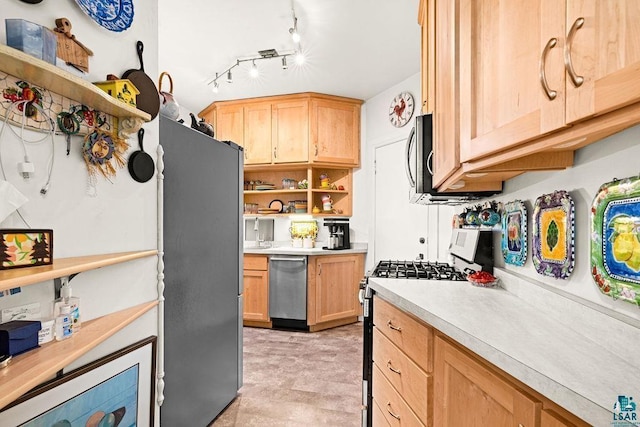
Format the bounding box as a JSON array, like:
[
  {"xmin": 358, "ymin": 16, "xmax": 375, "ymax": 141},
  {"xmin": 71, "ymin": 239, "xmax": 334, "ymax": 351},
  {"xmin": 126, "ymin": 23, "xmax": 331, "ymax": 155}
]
[{"xmin": 53, "ymin": 277, "xmax": 81, "ymax": 331}]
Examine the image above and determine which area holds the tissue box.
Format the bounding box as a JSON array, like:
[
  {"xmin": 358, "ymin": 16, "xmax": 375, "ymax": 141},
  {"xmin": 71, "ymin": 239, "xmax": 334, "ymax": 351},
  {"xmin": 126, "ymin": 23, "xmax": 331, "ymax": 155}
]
[
  {"xmin": 0, "ymin": 320, "xmax": 41, "ymax": 356},
  {"xmin": 5, "ymin": 19, "xmax": 57, "ymax": 65},
  {"xmin": 0, "ymin": 229, "xmax": 53, "ymax": 270}
]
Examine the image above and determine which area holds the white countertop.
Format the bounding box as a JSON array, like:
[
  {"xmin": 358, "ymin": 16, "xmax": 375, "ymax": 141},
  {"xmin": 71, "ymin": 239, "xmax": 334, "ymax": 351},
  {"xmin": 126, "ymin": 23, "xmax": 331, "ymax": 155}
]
[
  {"xmin": 243, "ymin": 242, "xmax": 368, "ymax": 255},
  {"xmin": 368, "ymin": 273, "xmax": 640, "ymax": 426}
]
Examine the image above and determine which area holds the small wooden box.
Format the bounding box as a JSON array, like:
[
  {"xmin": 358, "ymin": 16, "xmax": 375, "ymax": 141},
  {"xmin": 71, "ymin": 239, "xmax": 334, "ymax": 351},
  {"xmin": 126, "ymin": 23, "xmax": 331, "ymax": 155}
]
[
  {"xmin": 93, "ymin": 79, "xmax": 139, "ymax": 107},
  {"xmin": 0, "ymin": 229, "xmax": 53, "ymax": 270}
]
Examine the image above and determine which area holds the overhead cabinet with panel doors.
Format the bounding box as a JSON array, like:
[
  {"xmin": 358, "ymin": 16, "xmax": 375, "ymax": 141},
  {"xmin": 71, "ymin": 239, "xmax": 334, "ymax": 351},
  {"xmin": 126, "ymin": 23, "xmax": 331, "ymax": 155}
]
[
  {"xmin": 420, "ymin": 0, "xmax": 640, "ymax": 192},
  {"xmin": 199, "ymin": 92, "xmax": 362, "ymax": 167}
]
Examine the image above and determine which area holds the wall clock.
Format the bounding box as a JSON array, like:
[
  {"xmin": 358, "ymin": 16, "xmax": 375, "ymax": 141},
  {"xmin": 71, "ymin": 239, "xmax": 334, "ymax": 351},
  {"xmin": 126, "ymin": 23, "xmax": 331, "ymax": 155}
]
[{"xmin": 389, "ymin": 91, "xmax": 414, "ymax": 127}]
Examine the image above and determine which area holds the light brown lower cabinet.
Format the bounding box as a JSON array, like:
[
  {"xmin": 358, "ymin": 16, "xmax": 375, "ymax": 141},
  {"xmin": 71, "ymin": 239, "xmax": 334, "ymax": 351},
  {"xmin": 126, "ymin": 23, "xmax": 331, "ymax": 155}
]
[
  {"xmin": 373, "ymin": 365, "xmax": 426, "ymax": 427},
  {"xmin": 307, "ymin": 253, "xmax": 364, "ymax": 332},
  {"xmin": 243, "ymin": 253, "xmax": 364, "ymax": 331},
  {"xmin": 372, "ymin": 296, "xmax": 590, "ymax": 427},
  {"xmin": 242, "ymin": 255, "xmax": 271, "ymax": 327}
]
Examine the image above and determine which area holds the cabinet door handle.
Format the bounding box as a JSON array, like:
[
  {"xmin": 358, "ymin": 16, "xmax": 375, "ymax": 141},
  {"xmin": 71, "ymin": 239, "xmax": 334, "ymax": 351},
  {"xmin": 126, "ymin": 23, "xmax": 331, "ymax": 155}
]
[
  {"xmin": 318, "ymin": 265, "xmax": 322, "ymax": 275},
  {"xmin": 387, "ymin": 320, "xmax": 402, "ymax": 332},
  {"xmin": 314, "ymin": 144, "xmax": 318, "ymax": 157},
  {"xmin": 386, "ymin": 402, "xmax": 401, "ymax": 420},
  {"xmin": 387, "ymin": 360, "xmax": 401, "ymax": 375},
  {"xmin": 565, "ymin": 17, "xmax": 585, "ymax": 87},
  {"xmin": 539, "ymin": 37, "xmax": 558, "ymax": 100},
  {"xmin": 273, "ymin": 147, "xmax": 277, "ymax": 158}
]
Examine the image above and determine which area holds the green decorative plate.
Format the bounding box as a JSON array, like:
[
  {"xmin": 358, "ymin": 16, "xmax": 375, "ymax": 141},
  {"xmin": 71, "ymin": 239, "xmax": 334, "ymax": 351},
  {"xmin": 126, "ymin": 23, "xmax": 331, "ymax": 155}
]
[{"xmin": 591, "ymin": 176, "xmax": 640, "ymax": 305}]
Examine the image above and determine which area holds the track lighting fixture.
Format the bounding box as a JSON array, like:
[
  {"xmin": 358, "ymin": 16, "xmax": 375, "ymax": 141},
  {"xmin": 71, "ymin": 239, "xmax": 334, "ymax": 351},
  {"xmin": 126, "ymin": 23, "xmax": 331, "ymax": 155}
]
[{"xmin": 205, "ymin": 0, "xmax": 305, "ymax": 93}]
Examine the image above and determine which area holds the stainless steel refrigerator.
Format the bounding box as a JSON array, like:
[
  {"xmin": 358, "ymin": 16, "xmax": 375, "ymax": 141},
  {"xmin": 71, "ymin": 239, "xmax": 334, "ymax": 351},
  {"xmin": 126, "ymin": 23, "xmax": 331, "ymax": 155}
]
[{"xmin": 160, "ymin": 117, "xmax": 243, "ymax": 426}]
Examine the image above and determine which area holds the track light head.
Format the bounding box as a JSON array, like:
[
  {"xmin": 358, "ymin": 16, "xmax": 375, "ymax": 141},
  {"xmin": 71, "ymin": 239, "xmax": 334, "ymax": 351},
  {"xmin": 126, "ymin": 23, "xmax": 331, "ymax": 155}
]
[
  {"xmin": 249, "ymin": 60, "xmax": 259, "ymax": 78},
  {"xmin": 226, "ymin": 69, "xmax": 233, "ymax": 83},
  {"xmin": 281, "ymin": 56, "xmax": 288, "ymax": 70}
]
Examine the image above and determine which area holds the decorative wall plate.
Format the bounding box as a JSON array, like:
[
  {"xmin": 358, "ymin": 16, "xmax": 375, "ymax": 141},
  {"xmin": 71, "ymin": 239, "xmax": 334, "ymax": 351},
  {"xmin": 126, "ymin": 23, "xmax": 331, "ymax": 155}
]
[
  {"xmin": 591, "ymin": 176, "xmax": 640, "ymax": 305},
  {"xmin": 532, "ymin": 191, "xmax": 575, "ymax": 279},
  {"xmin": 74, "ymin": 0, "xmax": 134, "ymax": 32},
  {"xmin": 501, "ymin": 200, "xmax": 527, "ymax": 266}
]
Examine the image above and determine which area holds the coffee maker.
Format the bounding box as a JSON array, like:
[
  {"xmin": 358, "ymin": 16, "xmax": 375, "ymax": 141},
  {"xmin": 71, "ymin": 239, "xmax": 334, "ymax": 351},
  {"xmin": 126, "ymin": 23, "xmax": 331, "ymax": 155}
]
[{"xmin": 324, "ymin": 218, "xmax": 350, "ymax": 250}]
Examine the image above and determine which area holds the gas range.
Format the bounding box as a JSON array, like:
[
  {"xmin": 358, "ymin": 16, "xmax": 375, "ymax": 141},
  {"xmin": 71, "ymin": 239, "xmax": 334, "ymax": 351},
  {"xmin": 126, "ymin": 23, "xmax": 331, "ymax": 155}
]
[
  {"xmin": 370, "ymin": 260, "xmax": 467, "ymax": 281},
  {"xmin": 361, "ymin": 229, "xmax": 495, "ymax": 427}
]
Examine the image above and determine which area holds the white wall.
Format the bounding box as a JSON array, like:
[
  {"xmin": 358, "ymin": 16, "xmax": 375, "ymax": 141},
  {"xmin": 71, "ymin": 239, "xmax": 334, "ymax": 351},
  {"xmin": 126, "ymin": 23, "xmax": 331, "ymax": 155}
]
[
  {"xmin": 0, "ymin": 0, "xmax": 160, "ymax": 420},
  {"xmin": 479, "ymin": 122, "xmax": 640, "ymax": 321},
  {"xmin": 361, "ymin": 72, "xmax": 454, "ymax": 270}
]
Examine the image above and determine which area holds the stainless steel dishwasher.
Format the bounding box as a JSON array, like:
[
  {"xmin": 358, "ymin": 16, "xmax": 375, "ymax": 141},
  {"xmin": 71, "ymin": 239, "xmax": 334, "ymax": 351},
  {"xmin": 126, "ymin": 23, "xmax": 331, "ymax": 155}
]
[{"xmin": 269, "ymin": 255, "xmax": 307, "ymax": 329}]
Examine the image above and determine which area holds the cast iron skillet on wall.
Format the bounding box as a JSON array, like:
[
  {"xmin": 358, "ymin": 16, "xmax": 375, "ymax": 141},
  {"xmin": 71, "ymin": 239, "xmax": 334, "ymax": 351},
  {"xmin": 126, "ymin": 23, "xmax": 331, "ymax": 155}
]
[
  {"xmin": 128, "ymin": 128, "xmax": 154, "ymax": 182},
  {"xmin": 122, "ymin": 41, "xmax": 160, "ymax": 120}
]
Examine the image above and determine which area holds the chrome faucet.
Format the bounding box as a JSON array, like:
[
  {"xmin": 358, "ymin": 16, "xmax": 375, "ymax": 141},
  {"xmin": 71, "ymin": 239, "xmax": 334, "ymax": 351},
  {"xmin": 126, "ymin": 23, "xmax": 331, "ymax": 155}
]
[{"xmin": 254, "ymin": 217, "xmax": 260, "ymax": 247}]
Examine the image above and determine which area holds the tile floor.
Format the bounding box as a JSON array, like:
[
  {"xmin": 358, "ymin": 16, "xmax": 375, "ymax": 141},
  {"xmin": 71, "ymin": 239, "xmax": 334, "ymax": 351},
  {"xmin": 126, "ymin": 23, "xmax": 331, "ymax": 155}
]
[{"xmin": 211, "ymin": 322, "xmax": 363, "ymax": 426}]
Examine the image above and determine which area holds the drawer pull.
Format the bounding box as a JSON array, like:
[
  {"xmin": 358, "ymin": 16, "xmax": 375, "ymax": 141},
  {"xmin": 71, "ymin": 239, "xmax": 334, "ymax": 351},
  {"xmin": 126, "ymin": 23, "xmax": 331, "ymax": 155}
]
[
  {"xmin": 565, "ymin": 17, "xmax": 585, "ymax": 87},
  {"xmin": 386, "ymin": 402, "xmax": 401, "ymax": 420},
  {"xmin": 539, "ymin": 37, "xmax": 558, "ymax": 100},
  {"xmin": 387, "ymin": 360, "xmax": 401, "ymax": 375},
  {"xmin": 387, "ymin": 320, "xmax": 402, "ymax": 332}
]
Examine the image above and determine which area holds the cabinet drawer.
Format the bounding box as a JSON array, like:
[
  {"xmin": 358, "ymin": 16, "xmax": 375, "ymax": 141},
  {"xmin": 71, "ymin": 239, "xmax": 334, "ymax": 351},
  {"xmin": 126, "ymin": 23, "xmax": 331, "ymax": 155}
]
[
  {"xmin": 373, "ymin": 365, "xmax": 426, "ymax": 427},
  {"xmin": 373, "ymin": 328, "xmax": 431, "ymax": 425},
  {"xmin": 373, "ymin": 296, "xmax": 433, "ymax": 372},
  {"xmin": 372, "ymin": 397, "xmax": 392, "ymax": 427},
  {"xmin": 244, "ymin": 255, "xmax": 268, "ymax": 270}
]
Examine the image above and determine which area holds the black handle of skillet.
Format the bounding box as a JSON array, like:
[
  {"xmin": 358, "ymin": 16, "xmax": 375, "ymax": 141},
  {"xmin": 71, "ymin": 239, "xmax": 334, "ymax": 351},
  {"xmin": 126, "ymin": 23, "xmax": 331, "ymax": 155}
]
[
  {"xmin": 137, "ymin": 41, "xmax": 145, "ymax": 72},
  {"xmin": 138, "ymin": 128, "xmax": 145, "ymax": 151}
]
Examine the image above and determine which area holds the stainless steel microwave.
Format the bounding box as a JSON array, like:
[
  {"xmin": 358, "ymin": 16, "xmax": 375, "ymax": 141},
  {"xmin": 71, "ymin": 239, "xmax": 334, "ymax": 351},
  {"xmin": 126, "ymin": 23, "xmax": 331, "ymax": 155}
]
[{"xmin": 405, "ymin": 113, "xmax": 500, "ymax": 205}]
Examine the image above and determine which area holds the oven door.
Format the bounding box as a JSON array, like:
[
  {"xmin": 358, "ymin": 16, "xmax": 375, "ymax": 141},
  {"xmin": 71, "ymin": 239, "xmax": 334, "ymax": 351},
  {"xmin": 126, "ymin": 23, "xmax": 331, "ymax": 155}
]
[{"xmin": 361, "ymin": 284, "xmax": 374, "ymax": 427}]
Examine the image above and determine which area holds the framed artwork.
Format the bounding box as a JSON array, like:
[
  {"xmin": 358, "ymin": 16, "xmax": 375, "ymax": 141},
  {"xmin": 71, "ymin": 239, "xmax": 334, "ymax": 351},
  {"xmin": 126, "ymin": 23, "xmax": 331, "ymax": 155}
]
[
  {"xmin": 591, "ymin": 176, "xmax": 640, "ymax": 305},
  {"xmin": 532, "ymin": 191, "xmax": 575, "ymax": 279},
  {"xmin": 0, "ymin": 229, "xmax": 53, "ymax": 270},
  {"xmin": 501, "ymin": 200, "xmax": 527, "ymax": 266},
  {"xmin": 0, "ymin": 336, "xmax": 156, "ymax": 426}
]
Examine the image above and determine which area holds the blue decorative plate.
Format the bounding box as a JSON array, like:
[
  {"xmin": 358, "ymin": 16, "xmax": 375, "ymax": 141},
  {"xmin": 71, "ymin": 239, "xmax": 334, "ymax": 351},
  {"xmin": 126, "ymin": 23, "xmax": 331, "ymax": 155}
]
[
  {"xmin": 74, "ymin": 0, "xmax": 134, "ymax": 32},
  {"xmin": 501, "ymin": 200, "xmax": 527, "ymax": 266}
]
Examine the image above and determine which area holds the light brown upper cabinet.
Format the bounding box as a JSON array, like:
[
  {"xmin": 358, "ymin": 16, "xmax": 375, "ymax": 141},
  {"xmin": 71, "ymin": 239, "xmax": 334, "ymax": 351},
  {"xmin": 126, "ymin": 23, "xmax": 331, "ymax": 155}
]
[
  {"xmin": 421, "ymin": 0, "xmax": 640, "ymax": 192},
  {"xmin": 272, "ymin": 99, "xmax": 309, "ymax": 163},
  {"xmin": 565, "ymin": 1, "xmax": 640, "ymax": 124},
  {"xmin": 199, "ymin": 93, "xmax": 362, "ymax": 167},
  {"xmin": 310, "ymin": 98, "xmax": 361, "ymax": 166},
  {"xmin": 457, "ymin": 0, "xmax": 568, "ymax": 163}
]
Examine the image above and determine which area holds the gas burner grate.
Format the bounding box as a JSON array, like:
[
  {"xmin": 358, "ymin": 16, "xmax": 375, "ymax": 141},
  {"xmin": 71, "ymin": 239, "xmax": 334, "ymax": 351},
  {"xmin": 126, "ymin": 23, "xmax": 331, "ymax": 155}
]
[{"xmin": 372, "ymin": 260, "xmax": 467, "ymax": 281}]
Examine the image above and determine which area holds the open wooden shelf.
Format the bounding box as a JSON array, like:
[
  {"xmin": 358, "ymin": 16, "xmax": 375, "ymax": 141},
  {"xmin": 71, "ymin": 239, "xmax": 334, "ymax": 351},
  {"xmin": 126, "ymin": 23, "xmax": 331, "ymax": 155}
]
[
  {"xmin": 0, "ymin": 300, "xmax": 158, "ymax": 410},
  {"xmin": 0, "ymin": 44, "xmax": 151, "ymax": 121},
  {"xmin": 0, "ymin": 250, "xmax": 158, "ymax": 292}
]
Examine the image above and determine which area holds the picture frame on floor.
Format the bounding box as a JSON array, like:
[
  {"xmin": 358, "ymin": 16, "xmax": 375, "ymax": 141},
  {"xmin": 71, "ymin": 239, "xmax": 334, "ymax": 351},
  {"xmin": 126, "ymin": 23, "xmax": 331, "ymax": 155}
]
[{"xmin": 0, "ymin": 336, "xmax": 156, "ymax": 426}]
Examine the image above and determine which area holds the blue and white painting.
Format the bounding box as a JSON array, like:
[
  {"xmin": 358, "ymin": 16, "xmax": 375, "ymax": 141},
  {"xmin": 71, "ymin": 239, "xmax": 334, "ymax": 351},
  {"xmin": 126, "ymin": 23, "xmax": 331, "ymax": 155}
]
[{"xmin": 22, "ymin": 365, "xmax": 139, "ymax": 427}]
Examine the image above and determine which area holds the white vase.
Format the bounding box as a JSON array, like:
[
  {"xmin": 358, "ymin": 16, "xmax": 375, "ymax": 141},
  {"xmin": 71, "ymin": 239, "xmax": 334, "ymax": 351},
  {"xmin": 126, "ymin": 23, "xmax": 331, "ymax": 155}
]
[{"xmin": 303, "ymin": 237, "xmax": 314, "ymax": 248}]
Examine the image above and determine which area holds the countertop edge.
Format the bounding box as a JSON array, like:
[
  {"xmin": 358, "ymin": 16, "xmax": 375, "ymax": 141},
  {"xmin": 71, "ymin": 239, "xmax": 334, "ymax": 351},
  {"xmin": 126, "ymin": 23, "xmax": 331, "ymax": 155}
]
[{"xmin": 243, "ymin": 243, "xmax": 368, "ymax": 255}]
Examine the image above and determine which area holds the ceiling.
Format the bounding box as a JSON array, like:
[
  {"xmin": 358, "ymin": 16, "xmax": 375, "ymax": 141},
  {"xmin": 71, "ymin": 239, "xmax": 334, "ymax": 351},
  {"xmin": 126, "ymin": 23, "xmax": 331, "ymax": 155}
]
[{"xmin": 158, "ymin": 0, "xmax": 421, "ymax": 115}]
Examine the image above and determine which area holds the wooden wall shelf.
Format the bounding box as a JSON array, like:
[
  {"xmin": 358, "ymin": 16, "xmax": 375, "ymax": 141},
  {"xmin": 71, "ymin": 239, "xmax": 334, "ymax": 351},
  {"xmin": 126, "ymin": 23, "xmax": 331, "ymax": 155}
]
[
  {"xmin": 0, "ymin": 45, "xmax": 150, "ymax": 121},
  {"xmin": 0, "ymin": 250, "xmax": 158, "ymax": 292},
  {"xmin": 0, "ymin": 300, "xmax": 158, "ymax": 410}
]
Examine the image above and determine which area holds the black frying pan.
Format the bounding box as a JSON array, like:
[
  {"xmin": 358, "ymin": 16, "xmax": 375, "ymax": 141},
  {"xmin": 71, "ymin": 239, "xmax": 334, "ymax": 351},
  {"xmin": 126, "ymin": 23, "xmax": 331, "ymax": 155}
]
[
  {"xmin": 128, "ymin": 128, "xmax": 154, "ymax": 183},
  {"xmin": 122, "ymin": 41, "xmax": 160, "ymax": 120}
]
